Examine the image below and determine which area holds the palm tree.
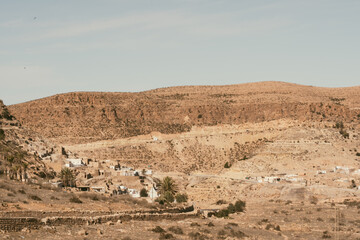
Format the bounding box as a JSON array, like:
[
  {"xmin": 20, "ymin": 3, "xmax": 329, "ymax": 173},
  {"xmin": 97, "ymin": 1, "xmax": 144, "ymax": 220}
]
[
  {"xmin": 60, "ymin": 168, "xmax": 76, "ymax": 187},
  {"xmin": 159, "ymin": 176, "xmax": 177, "ymax": 196}
]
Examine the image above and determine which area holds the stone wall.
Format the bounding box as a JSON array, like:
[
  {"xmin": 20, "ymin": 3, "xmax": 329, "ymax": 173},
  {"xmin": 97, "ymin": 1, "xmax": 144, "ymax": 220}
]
[
  {"xmin": 0, "ymin": 217, "xmax": 40, "ymax": 232},
  {"xmin": 0, "ymin": 205, "xmax": 196, "ymax": 232}
]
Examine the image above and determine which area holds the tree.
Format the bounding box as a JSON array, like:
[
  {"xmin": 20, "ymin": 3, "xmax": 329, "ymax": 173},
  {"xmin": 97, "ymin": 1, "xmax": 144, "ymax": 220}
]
[
  {"xmin": 157, "ymin": 176, "xmax": 178, "ymax": 203},
  {"xmin": 140, "ymin": 188, "xmax": 148, "ymax": 197},
  {"xmin": 60, "ymin": 168, "xmax": 76, "ymax": 187},
  {"xmin": 159, "ymin": 176, "xmax": 177, "ymax": 196}
]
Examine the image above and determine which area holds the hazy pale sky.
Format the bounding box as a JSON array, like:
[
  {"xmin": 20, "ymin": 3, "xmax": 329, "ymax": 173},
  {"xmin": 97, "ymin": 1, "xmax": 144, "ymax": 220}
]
[{"xmin": 1, "ymin": 0, "xmax": 359, "ymax": 105}]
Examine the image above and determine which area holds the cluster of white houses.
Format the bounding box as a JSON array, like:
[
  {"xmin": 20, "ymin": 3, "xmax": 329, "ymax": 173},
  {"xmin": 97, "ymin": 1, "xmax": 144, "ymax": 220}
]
[
  {"xmin": 61, "ymin": 158, "xmax": 158, "ymax": 199},
  {"xmin": 246, "ymin": 165, "xmax": 360, "ymax": 186}
]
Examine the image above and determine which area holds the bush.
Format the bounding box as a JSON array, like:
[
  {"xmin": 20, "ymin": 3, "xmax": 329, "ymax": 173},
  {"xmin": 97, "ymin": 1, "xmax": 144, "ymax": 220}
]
[
  {"xmin": 207, "ymin": 222, "xmax": 214, "ymax": 227},
  {"xmin": 227, "ymin": 203, "xmax": 235, "ymax": 214},
  {"xmin": 2, "ymin": 108, "xmax": 13, "ymax": 120},
  {"xmin": 190, "ymin": 222, "xmax": 200, "ymax": 227},
  {"xmin": 140, "ymin": 188, "xmax": 148, "ymax": 197},
  {"xmin": 155, "ymin": 198, "xmax": 165, "ymax": 205},
  {"xmin": 163, "ymin": 191, "xmax": 174, "ymax": 203},
  {"xmin": 0, "ymin": 129, "xmax": 5, "ymax": 140},
  {"xmin": 234, "ymin": 200, "xmax": 246, "ymax": 212},
  {"xmin": 224, "ymin": 162, "xmax": 231, "ymax": 168},
  {"xmin": 168, "ymin": 226, "xmax": 183, "ymax": 235},
  {"xmin": 334, "ymin": 121, "xmax": 344, "ymax": 129},
  {"xmin": 214, "ymin": 209, "xmax": 229, "ymax": 218},
  {"xmin": 216, "ymin": 200, "xmax": 226, "ymax": 205},
  {"xmin": 159, "ymin": 233, "xmax": 174, "ymax": 239},
  {"xmin": 175, "ymin": 193, "xmax": 188, "ymax": 203},
  {"xmin": 152, "ymin": 226, "xmax": 165, "ymax": 233},
  {"xmin": 70, "ymin": 196, "xmax": 82, "ymax": 203},
  {"xmin": 356, "ymin": 153, "xmax": 360, "ymax": 157},
  {"xmin": 322, "ymin": 231, "xmax": 331, "ymax": 239},
  {"xmin": 30, "ymin": 195, "xmax": 42, "ymax": 201},
  {"xmin": 188, "ymin": 231, "xmax": 208, "ymax": 240},
  {"xmin": 340, "ymin": 129, "xmax": 349, "ymax": 138},
  {"xmin": 18, "ymin": 189, "xmax": 26, "ymax": 194}
]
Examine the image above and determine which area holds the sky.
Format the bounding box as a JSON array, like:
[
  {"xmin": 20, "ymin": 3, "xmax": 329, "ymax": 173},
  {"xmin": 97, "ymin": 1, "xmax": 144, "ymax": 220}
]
[{"xmin": 1, "ymin": 0, "xmax": 360, "ymax": 105}]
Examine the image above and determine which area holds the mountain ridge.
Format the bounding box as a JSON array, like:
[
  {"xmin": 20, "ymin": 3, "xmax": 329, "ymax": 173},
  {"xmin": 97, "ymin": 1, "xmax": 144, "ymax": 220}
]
[{"xmin": 8, "ymin": 82, "xmax": 360, "ymax": 145}]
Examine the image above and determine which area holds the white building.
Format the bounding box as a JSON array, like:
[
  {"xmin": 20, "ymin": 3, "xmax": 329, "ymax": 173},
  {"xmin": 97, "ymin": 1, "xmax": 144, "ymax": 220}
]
[
  {"xmin": 128, "ymin": 189, "xmax": 140, "ymax": 198},
  {"xmin": 334, "ymin": 166, "xmax": 350, "ymax": 174},
  {"xmin": 65, "ymin": 158, "xmax": 84, "ymax": 168},
  {"xmin": 149, "ymin": 186, "xmax": 159, "ymax": 200}
]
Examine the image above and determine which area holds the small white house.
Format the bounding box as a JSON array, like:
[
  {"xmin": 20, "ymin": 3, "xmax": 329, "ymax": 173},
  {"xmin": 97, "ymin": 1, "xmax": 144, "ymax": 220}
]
[
  {"xmin": 334, "ymin": 166, "xmax": 350, "ymax": 174},
  {"xmin": 65, "ymin": 158, "xmax": 84, "ymax": 168},
  {"xmin": 316, "ymin": 170, "xmax": 327, "ymax": 175},
  {"xmin": 149, "ymin": 186, "xmax": 159, "ymax": 200},
  {"xmin": 91, "ymin": 186, "xmax": 105, "ymax": 193},
  {"xmin": 128, "ymin": 189, "xmax": 140, "ymax": 198}
]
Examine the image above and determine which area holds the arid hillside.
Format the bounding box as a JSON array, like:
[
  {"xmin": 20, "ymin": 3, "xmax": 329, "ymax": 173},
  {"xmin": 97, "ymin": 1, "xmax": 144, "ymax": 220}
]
[
  {"xmin": 0, "ymin": 100, "xmax": 54, "ymax": 181},
  {"xmin": 9, "ymin": 82, "xmax": 360, "ymax": 144}
]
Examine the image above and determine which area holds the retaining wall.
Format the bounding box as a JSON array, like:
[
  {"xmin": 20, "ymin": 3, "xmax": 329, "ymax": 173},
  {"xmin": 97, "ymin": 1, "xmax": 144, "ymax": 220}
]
[{"xmin": 0, "ymin": 205, "xmax": 197, "ymax": 232}]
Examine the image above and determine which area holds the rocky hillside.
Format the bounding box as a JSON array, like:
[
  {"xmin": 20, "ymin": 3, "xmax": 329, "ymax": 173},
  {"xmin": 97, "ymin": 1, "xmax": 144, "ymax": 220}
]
[
  {"xmin": 9, "ymin": 82, "xmax": 360, "ymax": 144},
  {"xmin": 0, "ymin": 100, "xmax": 56, "ymax": 181}
]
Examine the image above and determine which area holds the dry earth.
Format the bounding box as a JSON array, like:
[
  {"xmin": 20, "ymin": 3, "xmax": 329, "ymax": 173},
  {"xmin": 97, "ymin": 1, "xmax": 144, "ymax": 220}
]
[{"xmin": 1, "ymin": 82, "xmax": 360, "ymax": 239}]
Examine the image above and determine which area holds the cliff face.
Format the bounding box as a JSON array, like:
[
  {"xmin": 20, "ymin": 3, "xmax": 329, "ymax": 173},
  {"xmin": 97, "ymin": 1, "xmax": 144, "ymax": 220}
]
[{"xmin": 8, "ymin": 82, "xmax": 360, "ymax": 144}]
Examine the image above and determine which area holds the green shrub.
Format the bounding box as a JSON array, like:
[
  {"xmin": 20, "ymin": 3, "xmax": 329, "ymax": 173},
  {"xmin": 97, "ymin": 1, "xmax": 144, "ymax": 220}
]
[
  {"xmin": 234, "ymin": 200, "xmax": 246, "ymax": 212},
  {"xmin": 227, "ymin": 203, "xmax": 235, "ymax": 213},
  {"xmin": 175, "ymin": 193, "xmax": 188, "ymax": 203},
  {"xmin": 224, "ymin": 162, "xmax": 231, "ymax": 168},
  {"xmin": 163, "ymin": 191, "xmax": 174, "ymax": 203},
  {"xmin": 356, "ymin": 153, "xmax": 360, "ymax": 157},
  {"xmin": 215, "ymin": 209, "xmax": 229, "ymax": 218},
  {"xmin": 140, "ymin": 188, "xmax": 148, "ymax": 197}
]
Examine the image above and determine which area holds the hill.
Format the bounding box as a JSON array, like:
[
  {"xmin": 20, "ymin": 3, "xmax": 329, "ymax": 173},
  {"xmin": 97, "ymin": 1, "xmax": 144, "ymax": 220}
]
[
  {"xmin": 8, "ymin": 82, "xmax": 360, "ymax": 145},
  {"xmin": 0, "ymin": 100, "xmax": 55, "ymax": 181}
]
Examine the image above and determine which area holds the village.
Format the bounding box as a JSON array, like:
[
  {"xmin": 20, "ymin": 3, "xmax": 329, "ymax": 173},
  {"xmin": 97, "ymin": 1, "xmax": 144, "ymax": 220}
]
[
  {"xmin": 48, "ymin": 156, "xmax": 160, "ymax": 201},
  {"xmin": 245, "ymin": 165, "xmax": 360, "ymax": 189}
]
